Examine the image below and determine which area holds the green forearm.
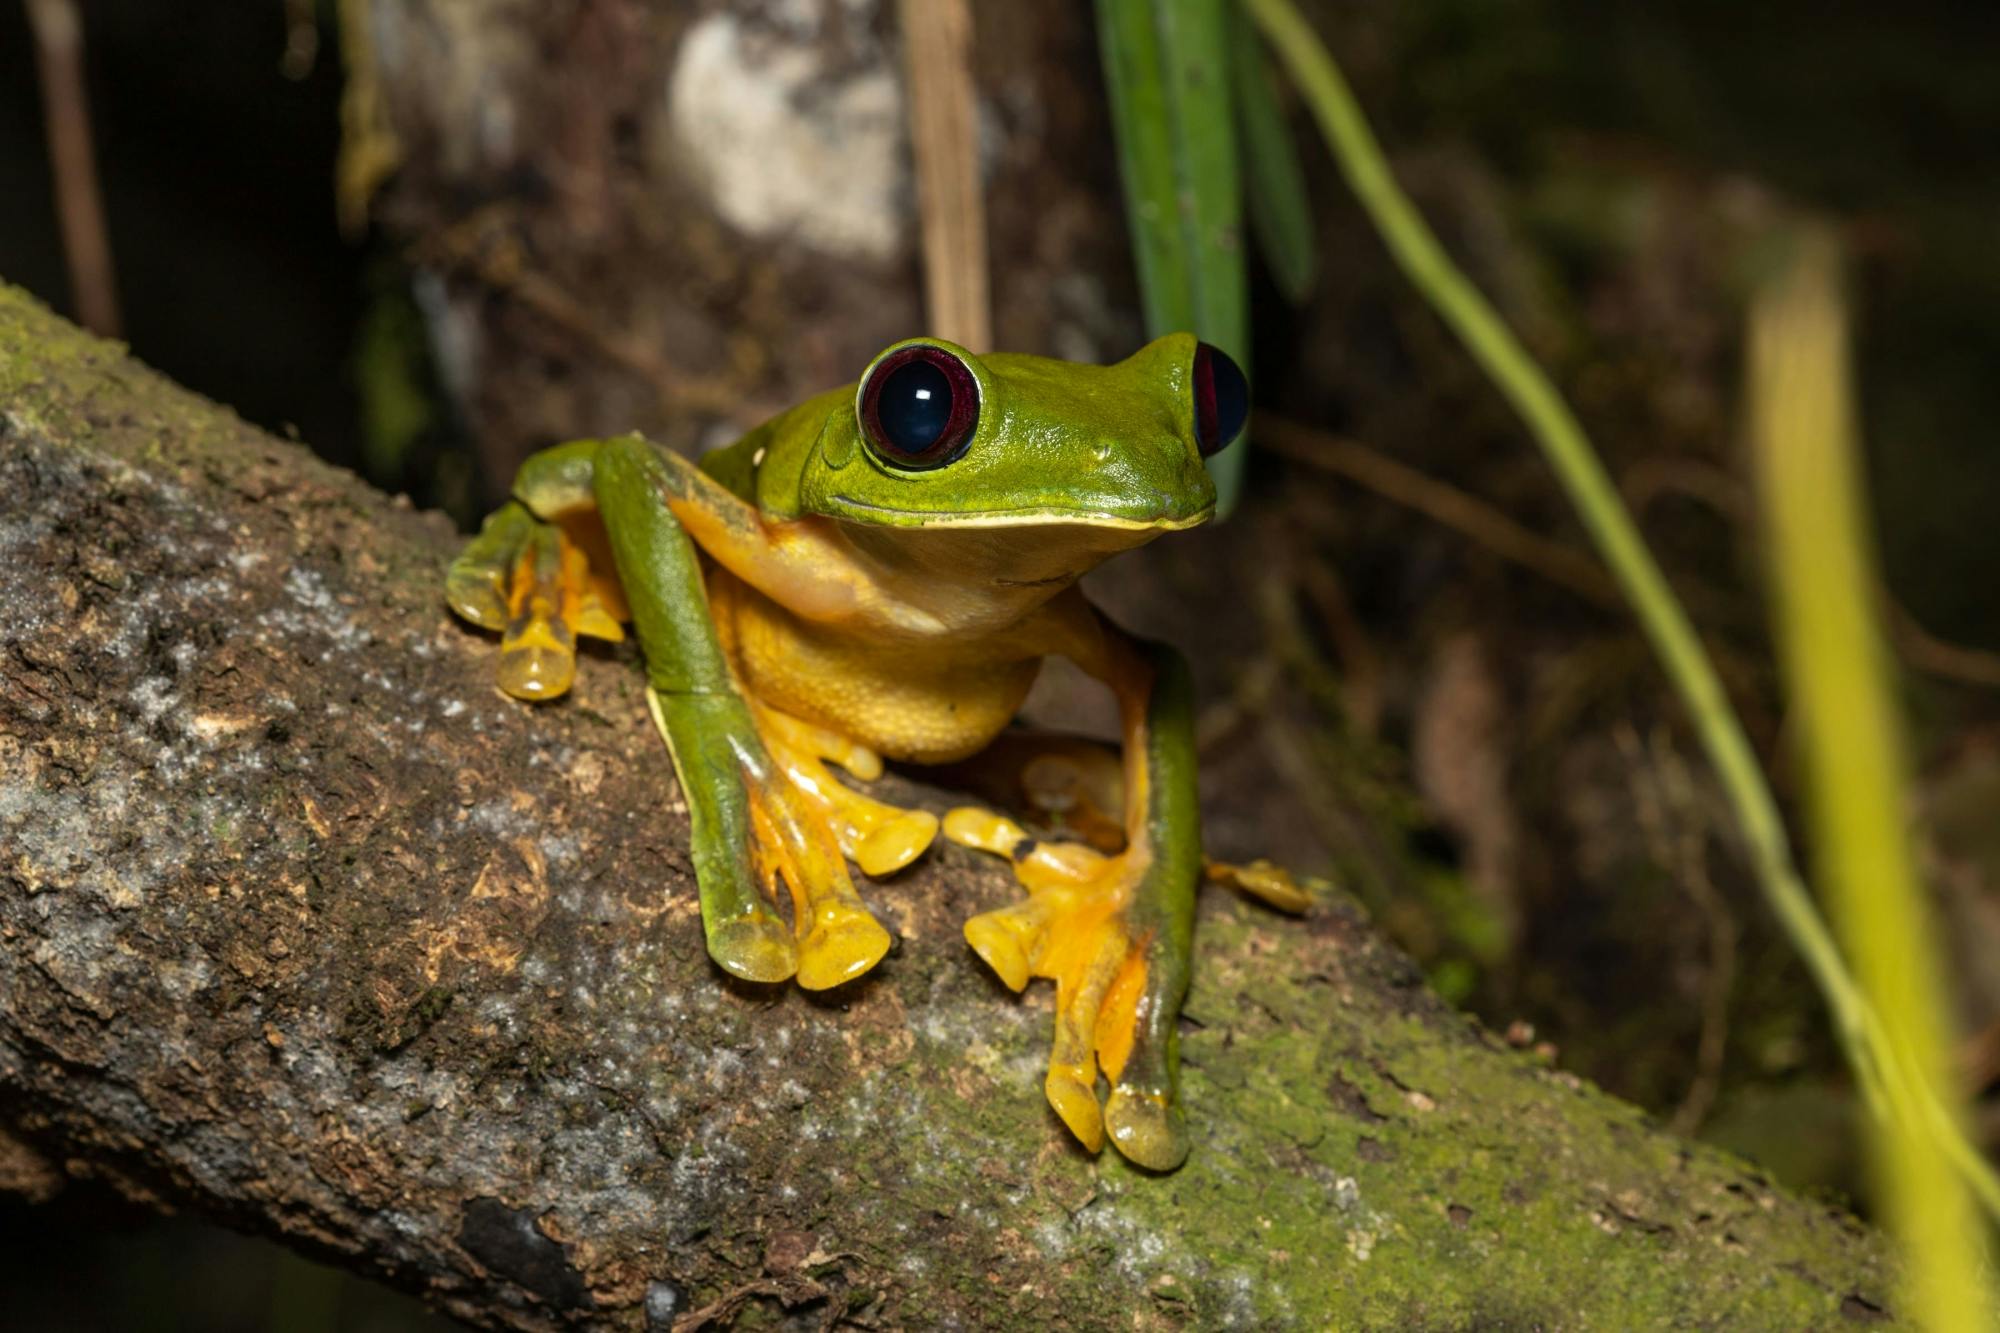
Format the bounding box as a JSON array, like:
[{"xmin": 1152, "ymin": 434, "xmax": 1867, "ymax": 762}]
[
  {"xmin": 1130, "ymin": 639, "xmax": 1202, "ymax": 1062},
  {"xmin": 592, "ymin": 435, "xmax": 796, "ymax": 981},
  {"xmin": 592, "ymin": 437, "xmax": 734, "ymax": 698}
]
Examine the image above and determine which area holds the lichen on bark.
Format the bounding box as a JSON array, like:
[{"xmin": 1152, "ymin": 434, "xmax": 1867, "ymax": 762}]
[{"xmin": 0, "ymin": 284, "xmax": 1900, "ymax": 1328}]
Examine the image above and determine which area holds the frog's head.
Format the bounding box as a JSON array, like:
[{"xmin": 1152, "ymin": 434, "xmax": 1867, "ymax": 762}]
[{"xmin": 798, "ymin": 334, "xmax": 1241, "ymax": 553}]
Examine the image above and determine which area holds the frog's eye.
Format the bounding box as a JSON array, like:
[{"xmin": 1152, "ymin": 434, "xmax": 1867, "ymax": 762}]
[
  {"xmin": 859, "ymin": 345, "xmax": 980, "ymax": 469},
  {"xmin": 1192, "ymin": 342, "xmax": 1248, "ymax": 456}
]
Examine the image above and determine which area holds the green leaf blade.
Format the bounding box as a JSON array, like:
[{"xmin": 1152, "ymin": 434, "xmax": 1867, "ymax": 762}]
[{"xmin": 1228, "ymin": 4, "xmax": 1318, "ymax": 305}]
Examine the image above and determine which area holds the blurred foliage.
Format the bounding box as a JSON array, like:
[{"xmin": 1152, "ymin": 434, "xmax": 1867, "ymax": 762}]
[
  {"xmin": 1751, "ymin": 228, "xmax": 1990, "ymax": 1322},
  {"xmin": 354, "ymin": 261, "xmax": 434, "ymax": 485},
  {"xmin": 1245, "ymin": 0, "xmax": 2000, "ymax": 1231},
  {"xmin": 352, "ymin": 258, "xmax": 472, "ymax": 523},
  {"xmin": 1395, "ymin": 0, "xmax": 2000, "ymax": 647},
  {"xmin": 1233, "ymin": 0, "xmax": 2000, "ymax": 1257},
  {"xmin": 1226, "ymin": 5, "xmax": 1319, "ymax": 306}
]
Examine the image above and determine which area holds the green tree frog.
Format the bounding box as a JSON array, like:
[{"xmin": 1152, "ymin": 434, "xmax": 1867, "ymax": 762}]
[{"xmin": 445, "ymin": 333, "xmax": 1301, "ymax": 1170}]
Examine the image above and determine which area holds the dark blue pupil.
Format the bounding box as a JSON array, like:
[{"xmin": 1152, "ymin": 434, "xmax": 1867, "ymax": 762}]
[{"xmin": 877, "ymin": 359, "xmax": 954, "ymax": 454}]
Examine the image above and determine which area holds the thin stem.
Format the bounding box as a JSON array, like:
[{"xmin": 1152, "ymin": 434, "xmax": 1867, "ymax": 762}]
[{"xmin": 1257, "ymin": 413, "xmax": 1618, "ymax": 605}]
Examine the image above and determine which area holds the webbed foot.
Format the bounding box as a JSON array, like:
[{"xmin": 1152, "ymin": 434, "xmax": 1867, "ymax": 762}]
[
  {"xmin": 942, "ymin": 740, "xmax": 1310, "ymax": 1168},
  {"xmin": 741, "ymin": 702, "xmax": 942, "ymax": 988},
  {"xmin": 447, "ymin": 502, "xmax": 628, "ymax": 701},
  {"xmin": 944, "ymin": 806, "xmax": 1191, "ymax": 1170},
  {"xmin": 992, "ymin": 740, "xmax": 1315, "ymax": 912},
  {"xmin": 754, "ymin": 706, "xmax": 941, "ymax": 877}
]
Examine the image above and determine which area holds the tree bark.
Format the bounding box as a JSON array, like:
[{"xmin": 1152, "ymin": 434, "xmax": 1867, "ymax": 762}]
[{"xmin": 0, "ymin": 284, "xmax": 1901, "ymax": 1328}]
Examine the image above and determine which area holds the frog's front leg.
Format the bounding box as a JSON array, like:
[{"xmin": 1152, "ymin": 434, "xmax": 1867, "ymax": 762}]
[
  {"xmin": 944, "ymin": 606, "xmax": 1203, "ymax": 1170},
  {"xmin": 450, "ymin": 436, "xmax": 895, "ymax": 988},
  {"xmin": 600, "ymin": 436, "xmax": 913, "ymax": 989}
]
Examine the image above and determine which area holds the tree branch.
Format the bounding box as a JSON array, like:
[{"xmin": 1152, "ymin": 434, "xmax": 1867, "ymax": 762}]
[{"xmin": 0, "ymin": 284, "xmax": 1899, "ymax": 1328}]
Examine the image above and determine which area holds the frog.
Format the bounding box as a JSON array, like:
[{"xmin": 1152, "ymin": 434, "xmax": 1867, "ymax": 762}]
[{"xmin": 444, "ymin": 332, "xmax": 1303, "ymax": 1170}]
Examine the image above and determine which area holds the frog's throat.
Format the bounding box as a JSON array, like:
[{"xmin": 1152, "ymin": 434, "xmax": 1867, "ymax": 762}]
[{"xmin": 822, "ymin": 498, "xmax": 1215, "ymax": 532}]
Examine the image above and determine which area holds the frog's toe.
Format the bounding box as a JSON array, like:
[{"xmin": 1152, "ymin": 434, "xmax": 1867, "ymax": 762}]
[
  {"xmin": 963, "ymin": 898, "xmax": 1055, "ymax": 993},
  {"xmin": 796, "ymin": 904, "xmax": 893, "ymax": 990},
  {"xmin": 1099, "ymin": 945, "xmax": 1190, "ymax": 1169},
  {"xmin": 1046, "ymin": 1070, "xmax": 1105, "ymax": 1153},
  {"xmin": 1088, "ymin": 925, "xmax": 1193, "ymax": 1170},
  {"xmin": 705, "ymin": 910, "xmax": 799, "ymax": 984},
  {"xmin": 1105, "ymin": 1083, "xmax": 1190, "ymax": 1171},
  {"xmin": 446, "ymin": 501, "xmax": 531, "ymax": 629},
  {"xmin": 852, "ymin": 810, "xmax": 939, "ymax": 878},
  {"xmin": 498, "ymin": 615, "xmax": 578, "ymax": 701},
  {"xmin": 1043, "ymin": 925, "xmax": 1127, "ymax": 1152},
  {"xmin": 1205, "ymin": 856, "xmax": 1313, "ymax": 913}
]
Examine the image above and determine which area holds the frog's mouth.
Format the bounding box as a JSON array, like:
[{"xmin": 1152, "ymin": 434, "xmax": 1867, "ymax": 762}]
[
  {"xmin": 826, "ymin": 497, "xmax": 1215, "ymax": 531},
  {"xmin": 831, "ymin": 500, "xmax": 1211, "ymax": 592}
]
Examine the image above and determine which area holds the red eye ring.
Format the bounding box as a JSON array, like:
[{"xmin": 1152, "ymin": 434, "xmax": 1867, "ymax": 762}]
[
  {"xmin": 1192, "ymin": 342, "xmax": 1248, "ymax": 457},
  {"xmin": 858, "ymin": 345, "xmax": 981, "ymax": 469}
]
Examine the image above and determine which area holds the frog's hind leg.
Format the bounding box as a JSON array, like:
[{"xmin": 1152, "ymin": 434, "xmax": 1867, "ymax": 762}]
[
  {"xmin": 943, "ymin": 619, "xmax": 1308, "ymax": 1170},
  {"xmin": 941, "ymin": 630, "xmax": 1202, "ymax": 1169}
]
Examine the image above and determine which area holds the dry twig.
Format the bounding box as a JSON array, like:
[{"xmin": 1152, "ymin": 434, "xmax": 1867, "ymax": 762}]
[
  {"xmin": 897, "ymin": 0, "xmax": 991, "ymax": 352},
  {"xmin": 24, "ymin": 0, "xmax": 120, "ymax": 337},
  {"xmin": 1258, "ymin": 413, "xmax": 1620, "ymax": 606}
]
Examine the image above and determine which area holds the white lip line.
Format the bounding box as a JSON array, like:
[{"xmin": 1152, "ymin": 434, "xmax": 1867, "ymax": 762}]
[{"xmin": 828, "ymin": 497, "xmax": 1214, "ymax": 530}]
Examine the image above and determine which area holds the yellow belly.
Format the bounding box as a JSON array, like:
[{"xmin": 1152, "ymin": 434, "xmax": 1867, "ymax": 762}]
[{"xmin": 712, "ymin": 573, "xmax": 1041, "ymax": 765}]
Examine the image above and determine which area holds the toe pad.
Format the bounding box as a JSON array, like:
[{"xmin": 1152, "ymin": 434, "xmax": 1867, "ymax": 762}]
[
  {"xmin": 1106, "ymin": 1084, "xmax": 1190, "ymax": 1171},
  {"xmin": 796, "ymin": 911, "xmax": 892, "ymax": 990},
  {"xmin": 707, "ymin": 915, "xmax": 798, "ymax": 984}
]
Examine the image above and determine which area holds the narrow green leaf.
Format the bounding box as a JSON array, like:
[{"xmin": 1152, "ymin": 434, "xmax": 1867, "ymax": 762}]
[
  {"xmin": 1227, "ymin": 5, "xmax": 1318, "ymax": 304},
  {"xmin": 1096, "ymin": 0, "xmax": 1250, "ymax": 515}
]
